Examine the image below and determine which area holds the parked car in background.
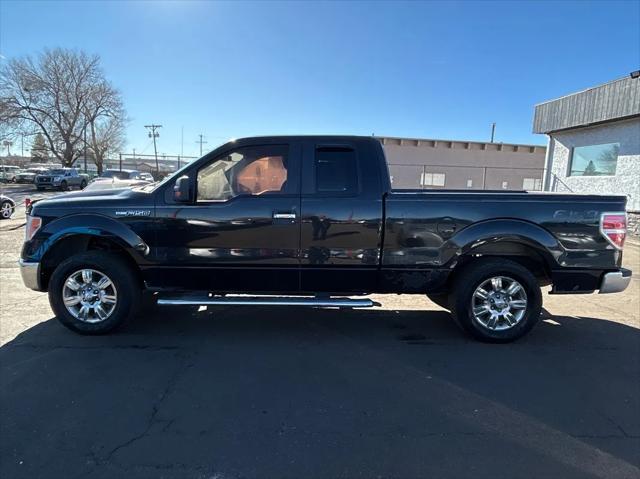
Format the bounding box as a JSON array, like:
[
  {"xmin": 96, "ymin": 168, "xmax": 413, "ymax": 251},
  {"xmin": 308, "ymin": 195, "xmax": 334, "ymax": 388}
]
[
  {"xmin": 98, "ymin": 169, "xmax": 149, "ymax": 181},
  {"xmin": 0, "ymin": 194, "xmax": 15, "ymax": 219},
  {"xmin": 15, "ymin": 168, "xmax": 48, "ymax": 184},
  {"xmin": 35, "ymin": 168, "xmax": 89, "ymax": 191},
  {"xmin": 0, "ymin": 165, "xmax": 20, "ymax": 183},
  {"xmin": 87, "ymin": 169, "xmax": 154, "ymax": 191},
  {"xmin": 83, "ymin": 178, "xmax": 152, "ymax": 192}
]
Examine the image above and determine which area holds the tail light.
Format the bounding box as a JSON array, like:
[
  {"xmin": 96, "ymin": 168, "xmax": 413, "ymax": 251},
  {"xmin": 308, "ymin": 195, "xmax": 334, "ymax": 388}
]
[
  {"xmin": 25, "ymin": 215, "xmax": 42, "ymax": 241},
  {"xmin": 600, "ymin": 212, "xmax": 627, "ymax": 249}
]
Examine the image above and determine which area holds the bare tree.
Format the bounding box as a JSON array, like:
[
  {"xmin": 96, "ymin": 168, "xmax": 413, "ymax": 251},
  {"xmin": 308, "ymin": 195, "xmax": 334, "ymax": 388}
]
[
  {"xmin": 0, "ymin": 48, "xmax": 126, "ymax": 167},
  {"xmin": 83, "ymin": 81, "xmax": 126, "ymax": 174}
]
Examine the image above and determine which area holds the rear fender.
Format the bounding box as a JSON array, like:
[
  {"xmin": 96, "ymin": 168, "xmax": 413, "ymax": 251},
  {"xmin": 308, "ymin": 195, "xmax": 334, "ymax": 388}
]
[{"xmin": 443, "ymin": 219, "xmax": 563, "ymax": 269}]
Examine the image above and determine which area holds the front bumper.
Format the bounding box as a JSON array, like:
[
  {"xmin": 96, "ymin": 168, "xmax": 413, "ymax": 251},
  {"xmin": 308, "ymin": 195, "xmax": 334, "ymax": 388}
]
[
  {"xmin": 599, "ymin": 268, "xmax": 632, "ymax": 294},
  {"xmin": 19, "ymin": 260, "xmax": 42, "ymax": 291}
]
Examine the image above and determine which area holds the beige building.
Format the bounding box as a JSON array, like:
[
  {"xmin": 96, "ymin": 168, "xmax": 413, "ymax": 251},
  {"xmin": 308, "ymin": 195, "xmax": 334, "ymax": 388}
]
[{"xmin": 379, "ymin": 136, "xmax": 546, "ymax": 190}]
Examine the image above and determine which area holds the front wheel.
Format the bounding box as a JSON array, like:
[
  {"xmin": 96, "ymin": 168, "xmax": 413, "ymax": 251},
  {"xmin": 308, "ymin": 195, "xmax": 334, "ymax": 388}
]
[
  {"xmin": 450, "ymin": 258, "xmax": 542, "ymax": 343},
  {"xmin": 49, "ymin": 252, "xmax": 141, "ymax": 334},
  {"xmin": 59, "ymin": 181, "xmax": 68, "ymax": 191}
]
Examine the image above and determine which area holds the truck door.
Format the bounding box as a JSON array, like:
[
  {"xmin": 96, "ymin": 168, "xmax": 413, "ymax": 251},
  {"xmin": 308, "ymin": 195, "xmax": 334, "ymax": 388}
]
[
  {"xmin": 299, "ymin": 139, "xmax": 384, "ymax": 293},
  {"xmin": 152, "ymin": 142, "xmax": 302, "ymax": 292}
]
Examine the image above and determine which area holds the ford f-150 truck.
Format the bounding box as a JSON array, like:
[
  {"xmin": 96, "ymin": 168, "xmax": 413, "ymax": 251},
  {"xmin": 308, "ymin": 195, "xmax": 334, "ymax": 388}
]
[{"xmin": 19, "ymin": 136, "xmax": 632, "ymax": 342}]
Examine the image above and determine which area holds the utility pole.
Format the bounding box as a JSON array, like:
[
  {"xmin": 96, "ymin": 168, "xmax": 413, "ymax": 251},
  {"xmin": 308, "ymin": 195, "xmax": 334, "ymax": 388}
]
[
  {"xmin": 490, "ymin": 122, "xmax": 496, "ymax": 143},
  {"xmin": 83, "ymin": 119, "xmax": 88, "ymax": 174},
  {"xmin": 3, "ymin": 140, "xmax": 12, "ymax": 156},
  {"xmin": 196, "ymin": 134, "xmax": 208, "ymax": 156},
  {"xmin": 145, "ymin": 124, "xmax": 162, "ymax": 176}
]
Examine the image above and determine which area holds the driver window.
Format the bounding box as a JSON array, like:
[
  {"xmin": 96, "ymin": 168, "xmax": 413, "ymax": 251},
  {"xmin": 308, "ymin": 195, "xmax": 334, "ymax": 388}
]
[{"xmin": 197, "ymin": 145, "xmax": 288, "ymax": 201}]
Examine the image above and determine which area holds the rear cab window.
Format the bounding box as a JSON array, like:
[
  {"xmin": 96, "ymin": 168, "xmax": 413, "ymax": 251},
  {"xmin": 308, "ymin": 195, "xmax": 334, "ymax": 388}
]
[{"xmin": 314, "ymin": 146, "xmax": 359, "ymax": 196}]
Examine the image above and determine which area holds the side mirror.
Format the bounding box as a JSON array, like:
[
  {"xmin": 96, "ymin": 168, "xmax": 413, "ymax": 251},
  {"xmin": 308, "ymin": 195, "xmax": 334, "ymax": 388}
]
[{"xmin": 173, "ymin": 176, "xmax": 192, "ymax": 202}]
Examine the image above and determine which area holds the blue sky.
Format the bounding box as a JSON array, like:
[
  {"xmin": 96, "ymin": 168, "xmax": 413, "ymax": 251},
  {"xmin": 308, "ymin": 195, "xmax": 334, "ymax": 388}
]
[{"xmin": 1, "ymin": 0, "xmax": 638, "ymax": 157}]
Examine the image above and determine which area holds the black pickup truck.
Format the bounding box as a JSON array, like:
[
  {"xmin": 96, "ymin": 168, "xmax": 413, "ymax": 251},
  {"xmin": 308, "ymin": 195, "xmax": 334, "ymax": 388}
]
[{"xmin": 20, "ymin": 136, "xmax": 632, "ymax": 342}]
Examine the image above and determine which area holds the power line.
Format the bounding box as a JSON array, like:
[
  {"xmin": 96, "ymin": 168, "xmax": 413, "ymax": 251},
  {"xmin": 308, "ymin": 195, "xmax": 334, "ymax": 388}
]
[
  {"xmin": 196, "ymin": 133, "xmax": 208, "ymax": 156},
  {"xmin": 144, "ymin": 124, "xmax": 162, "ymax": 175}
]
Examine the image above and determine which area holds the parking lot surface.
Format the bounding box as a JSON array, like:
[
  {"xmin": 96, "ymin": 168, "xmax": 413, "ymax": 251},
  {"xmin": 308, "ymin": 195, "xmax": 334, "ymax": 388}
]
[{"xmin": 1, "ymin": 192, "xmax": 639, "ymax": 478}]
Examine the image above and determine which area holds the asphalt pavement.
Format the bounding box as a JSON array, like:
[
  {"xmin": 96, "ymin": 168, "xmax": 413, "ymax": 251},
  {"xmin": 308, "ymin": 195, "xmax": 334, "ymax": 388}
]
[{"xmin": 0, "ymin": 194, "xmax": 639, "ymax": 479}]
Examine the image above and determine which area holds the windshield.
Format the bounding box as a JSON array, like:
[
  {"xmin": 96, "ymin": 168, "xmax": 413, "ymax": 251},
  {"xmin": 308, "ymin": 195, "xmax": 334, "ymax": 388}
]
[
  {"xmin": 47, "ymin": 169, "xmax": 65, "ymax": 175},
  {"xmin": 145, "ymin": 159, "xmax": 194, "ymax": 191}
]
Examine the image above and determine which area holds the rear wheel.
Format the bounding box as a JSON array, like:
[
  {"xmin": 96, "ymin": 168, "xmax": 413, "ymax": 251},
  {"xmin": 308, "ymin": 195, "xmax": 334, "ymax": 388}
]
[
  {"xmin": 49, "ymin": 252, "xmax": 141, "ymax": 334},
  {"xmin": 450, "ymin": 258, "xmax": 542, "ymax": 343},
  {"xmin": 80, "ymin": 179, "xmax": 87, "ymax": 189}
]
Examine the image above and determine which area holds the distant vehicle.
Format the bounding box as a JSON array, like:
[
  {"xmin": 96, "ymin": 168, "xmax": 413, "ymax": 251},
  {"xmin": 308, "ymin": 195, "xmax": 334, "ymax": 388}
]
[
  {"xmin": 0, "ymin": 194, "xmax": 15, "ymax": 219},
  {"xmin": 87, "ymin": 169, "xmax": 154, "ymax": 191},
  {"xmin": 15, "ymin": 168, "xmax": 48, "ymax": 184},
  {"xmin": 0, "ymin": 165, "xmax": 20, "ymax": 183},
  {"xmin": 35, "ymin": 168, "xmax": 89, "ymax": 191},
  {"xmin": 98, "ymin": 169, "xmax": 149, "ymax": 181},
  {"xmin": 83, "ymin": 178, "xmax": 152, "ymax": 191}
]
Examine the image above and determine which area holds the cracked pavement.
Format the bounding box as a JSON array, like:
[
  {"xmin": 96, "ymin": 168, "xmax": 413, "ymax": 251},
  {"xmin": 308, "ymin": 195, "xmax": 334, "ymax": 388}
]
[{"xmin": 1, "ymin": 197, "xmax": 639, "ymax": 478}]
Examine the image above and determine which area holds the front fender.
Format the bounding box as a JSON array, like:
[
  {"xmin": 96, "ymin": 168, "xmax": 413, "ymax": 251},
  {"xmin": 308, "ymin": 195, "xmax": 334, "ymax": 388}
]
[
  {"xmin": 442, "ymin": 219, "xmax": 564, "ymax": 268},
  {"xmin": 25, "ymin": 213, "xmax": 149, "ymax": 263}
]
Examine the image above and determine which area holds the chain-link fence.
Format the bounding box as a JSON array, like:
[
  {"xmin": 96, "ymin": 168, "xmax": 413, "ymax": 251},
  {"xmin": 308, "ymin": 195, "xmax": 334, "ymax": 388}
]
[{"xmin": 388, "ymin": 164, "xmax": 545, "ymax": 191}]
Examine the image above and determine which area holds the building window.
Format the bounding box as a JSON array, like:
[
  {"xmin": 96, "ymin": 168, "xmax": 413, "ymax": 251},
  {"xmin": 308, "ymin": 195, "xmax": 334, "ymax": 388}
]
[
  {"xmin": 421, "ymin": 172, "xmax": 445, "ymax": 187},
  {"xmin": 522, "ymin": 178, "xmax": 542, "ymax": 190},
  {"xmin": 501, "ymin": 181, "xmax": 508, "ymax": 189},
  {"xmin": 569, "ymin": 142, "xmax": 619, "ymax": 176},
  {"xmin": 466, "ymin": 179, "xmax": 473, "ymax": 188}
]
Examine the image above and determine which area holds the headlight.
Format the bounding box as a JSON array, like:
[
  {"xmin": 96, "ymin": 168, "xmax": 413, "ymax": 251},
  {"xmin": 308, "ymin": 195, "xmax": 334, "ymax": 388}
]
[{"xmin": 25, "ymin": 215, "xmax": 42, "ymax": 241}]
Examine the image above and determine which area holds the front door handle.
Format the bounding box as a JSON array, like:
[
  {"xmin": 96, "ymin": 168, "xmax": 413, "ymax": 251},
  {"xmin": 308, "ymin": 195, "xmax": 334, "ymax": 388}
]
[{"xmin": 273, "ymin": 213, "xmax": 296, "ymax": 220}]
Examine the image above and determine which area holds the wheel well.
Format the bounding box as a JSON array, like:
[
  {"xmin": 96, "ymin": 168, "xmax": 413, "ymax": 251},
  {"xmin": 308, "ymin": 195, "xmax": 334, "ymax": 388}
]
[
  {"xmin": 41, "ymin": 234, "xmax": 142, "ymax": 290},
  {"xmin": 450, "ymin": 241, "xmax": 552, "ymax": 290}
]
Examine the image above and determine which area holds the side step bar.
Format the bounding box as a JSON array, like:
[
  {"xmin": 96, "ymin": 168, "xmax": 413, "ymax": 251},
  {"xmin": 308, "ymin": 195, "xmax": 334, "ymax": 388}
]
[{"xmin": 157, "ymin": 295, "xmax": 377, "ymax": 308}]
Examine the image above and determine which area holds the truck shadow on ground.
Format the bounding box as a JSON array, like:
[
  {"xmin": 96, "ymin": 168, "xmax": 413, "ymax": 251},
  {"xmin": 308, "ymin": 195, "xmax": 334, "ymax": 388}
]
[{"xmin": 2, "ymin": 307, "xmax": 639, "ymax": 478}]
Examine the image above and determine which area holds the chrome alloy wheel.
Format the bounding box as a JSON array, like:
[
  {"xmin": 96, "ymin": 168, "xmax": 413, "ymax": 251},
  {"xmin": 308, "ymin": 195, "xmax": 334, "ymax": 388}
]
[
  {"xmin": 471, "ymin": 276, "xmax": 528, "ymax": 331},
  {"xmin": 0, "ymin": 202, "xmax": 13, "ymax": 219},
  {"xmin": 62, "ymin": 269, "xmax": 118, "ymax": 323}
]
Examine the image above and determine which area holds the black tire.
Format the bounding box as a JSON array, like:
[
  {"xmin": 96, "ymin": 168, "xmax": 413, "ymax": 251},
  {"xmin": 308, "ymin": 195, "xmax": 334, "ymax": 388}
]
[
  {"xmin": 59, "ymin": 180, "xmax": 68, "ymax": 191},
  {"xmin": 80, "ymin": 179, "xmax": 87, "ymax": 189},
  {"xmin": 426, "ymin": 293, "xmax": 450, "ymax": 310},
  {"xmin": 48, "ymin": 251, "xmax": 141, "ymax": 334},
  {"xmin": 450, "ymin": 258, "xmax": 542, "ymax": 343},
  {"xmin": 0, "ymin": 200, "xmax": 14, "ymax": 220}
]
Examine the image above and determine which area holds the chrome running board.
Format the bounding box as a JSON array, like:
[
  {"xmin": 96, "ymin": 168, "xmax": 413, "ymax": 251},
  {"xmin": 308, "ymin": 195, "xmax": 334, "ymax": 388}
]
[{"xmin": 157, "ymin": 295, "xmax": 376, "ymax": 308}]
